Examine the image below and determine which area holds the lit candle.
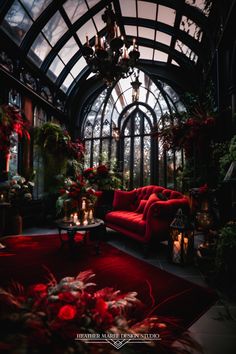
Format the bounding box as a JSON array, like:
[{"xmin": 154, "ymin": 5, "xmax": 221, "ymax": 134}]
[
  {"xmin": 0, "ymin": 194, "xmax": 4, "ymax": 202},
  {"xmin": 100, "ymin": 37, "xmax": 104, "ymax": 49},
  {"xmin": 114, "ymin": 24, "xmax": 118, "ymax": 37},
  {"xmin": 117, "ymin": 25, "xmax": 120, "ymax": 37},
  {"xmin": 123, "ymin": 46, "xmax": 129, "ymax": 59},
  {"xmin": 83, "ymin": 219, "xmax": 88, "ymax": 226},
  {"xmin": 184, "ymin": 237, "xmax": 188, "ymax": 254},
  {"xmin": 173, "ymin": 240, "xmax": 181, "ymax": 263},
  {"xmin": 82, "ymin": 200, "xmax": 86, "ymax": 210},
  {"xmin": 88, "ymin": 209, "xmax": 93, "ymax": 221}
]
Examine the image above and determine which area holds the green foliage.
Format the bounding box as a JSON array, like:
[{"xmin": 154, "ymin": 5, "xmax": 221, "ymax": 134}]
[
  {"xmin": 219, "ymin": 136, "xmax": 236, "ymax": 181},
  {"xmin": 215, "ymin": 222, "xmax": 236, "ymax": 279},
  {"xmin": 34, "ymin": 122, "xmax": 69, "ymax": 156}
]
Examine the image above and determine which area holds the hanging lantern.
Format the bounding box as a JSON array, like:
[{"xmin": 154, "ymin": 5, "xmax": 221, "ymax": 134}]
[{"xmin": 169, "ymin": 209, "xmax": 194, "ymax": 265}]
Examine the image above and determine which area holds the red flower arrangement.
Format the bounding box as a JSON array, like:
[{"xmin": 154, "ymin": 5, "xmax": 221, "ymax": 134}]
[
  {"xmin": 83, "ymin": 164, "xmax": 121, "ymax": 190},
  {"xmin": 56, "ymin": 174, "xmax": 97, "ymax": 214},
  {"xmin": 154, "ymin": 113, "xmax": 215, "ymax": 156},
  {"xmin": 66, "ymin": 139, "xmax": 84, "ymax": 160},
  {"xmin": 0, "ymin": 270, "xmax": 200, "ymax": 354},
  {"xmin": 0, "ymin": 104, "xmax": 30, "ymax": 154}
]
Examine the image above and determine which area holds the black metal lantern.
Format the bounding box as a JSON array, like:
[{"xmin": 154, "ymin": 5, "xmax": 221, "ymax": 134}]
[{"xmin": 169, "ymin": 209, "xmax": 194, "ymax": 265}]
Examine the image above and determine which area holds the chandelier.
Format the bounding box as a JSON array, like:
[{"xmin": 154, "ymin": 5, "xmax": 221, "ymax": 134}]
[{"xmin": 82, "ymin": 4, "xmax": 140, "ymax": 86}]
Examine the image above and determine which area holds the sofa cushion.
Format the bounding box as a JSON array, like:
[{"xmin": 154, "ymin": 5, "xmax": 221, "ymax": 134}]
[
  {"xmin": 113, "ymin": 190, "xmax": 137, "ymax": 211},
  {"xmin": 105, "ymin": 211, "xmax": 146, "ymax": 234},
  {"xmin": 134, "ymin": 199, "xmax": 147, "ymax": 213},
  {"xmin": 142, "ymin": 193, "xmax": 159, "ymax": 220}
]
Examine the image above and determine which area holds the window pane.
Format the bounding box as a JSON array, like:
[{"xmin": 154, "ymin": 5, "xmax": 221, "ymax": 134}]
[
  {"xmin": 175, "ymin": 40, "xmax": 198, "ymax": 63},
  {"xmin": 137, "ymin": 1, "xmax": 157, "ymax": 20},
  {"xmin": 2, "ymin": 0, "xmax": 33, "ymax": 44},
  {"xmin": 185, "ymin": 0, "xmax": 211, "ymax": 16},
  {"xmin": 123, "ymin": 138, "xmax": 131, "ymax": 189},
  {"xmin": 156, "ymin": 31, "xmax": 172, "ymax": 46},
  {"xmin": 157, "ymin": 5, "xmax": 176, "ymax": 27},
  {"xmin": 77, "ymin": 19, "xmax": 96, "ymax": 45},
  {"xmin": 101, "ymin": 139, "xmax": 109, "ymax": 161},
  {"xmin": 143, "ymin": 136, "xmax": 151, "ymax": 185},
  {"xmin": 124, "ymin": 25, "xmax": 137, "ymax": 37},
  {"xmin": 21, "ymin": 0, "xmax": 52, "ymax": 20},
  {"xmin": 120, "ymin": 0, "xmax": 136, "ymax": 17},
  {"xmin": 58, "ymin": 37, "xmax": 79, "ymax": 64},
  {"xmin": 28, "ymin": 33, "xmax": 51, "ymax": 66},
  {"xmin": 133, "ymin": 137, "xmax": 141, "ymax": 187},
  {"xmin": 47, "ymin": 56, "xmax": 65, "ymax": 81},
  {"xmin": 139, "ymin": 46, "xmax": 154, "ymax": 60},
  {"xmin": 60, "ymin": 73, "xmax": 74, "ymax": 93},
  {"xmin": 93, "ymin": 140, "xmax": 100, "ymax": 165},
  {"xmin": 87, "ymin": 0, "xmax": 100, "ymax": 8},
  {"xmin": 42, "ymin": 11, "xmax": 68, "ymax": 46},
  {"xmin": 63, "ymin": 0, "xmax": 87, "ymax": 24},
  {"xmin": 93, "ymin": 117, "xmax": 101, "ymax": 138},
  {"xmin": 134, "ymin": 113, "xmax": 141, "ymax": 135},
  {"xmin": 154, "ymin": 50, "xmax": 168, "ymax": 62},
  {"xmin": 139, "ymin": 26, "xmax": 155, "ymax": 41},
  {"xmin": 84, "ymin": 140, "xmax": 91, "ymax": 168},
  {"xmin": 71, "ymin": 56, "xmax": 87, "ymax": 78},
  {"xmin": 102, "ymin": 119, "xmax": 110, "ymax": 137}
]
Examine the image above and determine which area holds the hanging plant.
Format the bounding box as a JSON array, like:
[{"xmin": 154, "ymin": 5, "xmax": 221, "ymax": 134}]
[
  {"xmin": 34, "ymin": 122, "xmax": 84, "ymax": 160},
  {"xmin": 0, "ymin": 104, "xmax": 30, "ymax": 154}
]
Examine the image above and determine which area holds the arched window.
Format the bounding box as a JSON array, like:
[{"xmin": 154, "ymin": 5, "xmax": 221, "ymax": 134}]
[
  {"xmin": 120, "ymin": 105, "xmax": 155, "ymax": 189},
  {"xmin": 82, "ymin": 70, "xmax": 184, "ymax": 190}
]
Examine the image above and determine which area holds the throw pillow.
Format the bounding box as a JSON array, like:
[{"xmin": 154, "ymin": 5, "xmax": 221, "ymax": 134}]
[
  {"xmin": 134, "ymin": 199, "xmax": 147, "ymax": 213},
  {"xmin": 157, "ymin": 192, "xmax": 168, "ymax": 201},
  {"xmin": 113, "ymin": 190, "xmax": 137, "ymax": 211},
  {"xmin": 142, "ymin": 193, "xmax": 159, "ymax": 220}
]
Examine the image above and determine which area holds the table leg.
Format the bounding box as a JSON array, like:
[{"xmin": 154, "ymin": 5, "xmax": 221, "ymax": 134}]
[{"xmin": 67, "ymin": 229, "xmax": 77, "ymax": 252}]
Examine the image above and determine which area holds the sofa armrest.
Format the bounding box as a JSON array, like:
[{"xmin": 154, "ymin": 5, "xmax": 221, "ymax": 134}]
[
  {"xmin": 143, "ymin": 198, "xmax": 190, "ymax": 243},
  {"xmin": 147, "ymin": 198, "xmax": 190, "ymax": 220}
]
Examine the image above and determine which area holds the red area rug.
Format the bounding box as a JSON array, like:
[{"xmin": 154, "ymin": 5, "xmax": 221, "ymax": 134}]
[{"xmin": 0, "ymin": 234, "xmax": 217, "ymax": 329}]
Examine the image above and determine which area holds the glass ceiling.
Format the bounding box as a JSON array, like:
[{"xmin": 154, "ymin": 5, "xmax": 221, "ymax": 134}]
[{"xmin": 0, "ymin": 0, "xmax": 213, "ymax": 95}]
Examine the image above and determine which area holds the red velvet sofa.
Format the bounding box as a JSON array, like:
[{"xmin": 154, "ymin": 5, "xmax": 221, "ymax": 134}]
[{"xmin": 105, "ymin": 185, "xmax": 189, "ymax": 251}]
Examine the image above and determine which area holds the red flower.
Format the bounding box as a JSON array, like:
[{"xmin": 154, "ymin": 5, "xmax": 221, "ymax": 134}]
[
  {"xmin": 33, "ymin": 284, "xmax": 47, "ymax": 293},
  {"xmin": 59, "ymin": 189, "xmax": 67, "ymax": 195},
  {"xmin": 96, "ymin": 165, "xmax": 108, "ymax": 175},
  {"xmin": 57, "ymin": 305, "xmax": 77, "ymax": 320},
  {"xmin": 58, "ymin": 292, "xmax": 76, "ymax": 303},
  {"xmin": 95, "ymin": 298, "xmax": 108, "ymax": 317}
]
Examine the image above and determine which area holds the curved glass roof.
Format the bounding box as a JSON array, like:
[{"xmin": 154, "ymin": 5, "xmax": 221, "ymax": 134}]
[{"xmin": 0, "ymin": 0, "xmax": 213, "ymax": 95}]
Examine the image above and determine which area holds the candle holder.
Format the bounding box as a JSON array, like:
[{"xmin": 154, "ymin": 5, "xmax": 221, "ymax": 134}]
[{"xmin": 169, "ymin": 209, "xmax": 194, "ymax": 265}]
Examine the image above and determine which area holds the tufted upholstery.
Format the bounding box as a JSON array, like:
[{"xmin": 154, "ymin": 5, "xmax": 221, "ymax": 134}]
[{"xmin": 105, "ymin": 185, "xmax": 189, "ymax": 252}]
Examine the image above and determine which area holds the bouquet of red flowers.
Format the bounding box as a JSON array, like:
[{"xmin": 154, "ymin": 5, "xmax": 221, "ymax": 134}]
[
  {"xmin": 56, "ymin": 174, "xmax": 97, "ymax": 215},
  {"xmin": 0, "ymin": 104, "xmax": 30, "ymax": 154},
  {"xmin": 0, "ymin": 270, "xmax": 200, "ymax": 354},
  {"xmin": 83, "ymin": 164, "xmax": 121, "ymax": 190}
]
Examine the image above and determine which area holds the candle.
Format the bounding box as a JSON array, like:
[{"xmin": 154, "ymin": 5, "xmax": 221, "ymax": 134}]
[
  {"xmin": 0, "ymin": 194, "xmax": 4, "ymax": 202},
  {"xmin": 100, "ymin": 37, "xmax": 104, "ymax": 49},
  {"xmin": 114, "ymin": 24, "xmax": 118, "ymax": 38},
  {"xmin": 88, "ymin": 209, "xmax": 93, "ymax": 219},
  {"xmin": 123, "ymin": 46, "xmax": 129, "ymax": 59},
  {"xmin": 95, "ymin": 34, "xmax": 99, "ymax": 49},
  {"xmin": 173, "ymin": 240, "xmax": 181, "ymax": 263},
  {"xmin": 133, "ymin": 38, "xmax": 136, "ymax": 50},
  {"xmin": 82, "ymin": 200, "xmax": 86, "ymax": 210},
  {"xmin": 83, "ymin": 219, "xmax": 88, "ymax": 226},
  {"xmin": 184, "ymin": 237, "xmax": 188, "ymax": 254}
]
